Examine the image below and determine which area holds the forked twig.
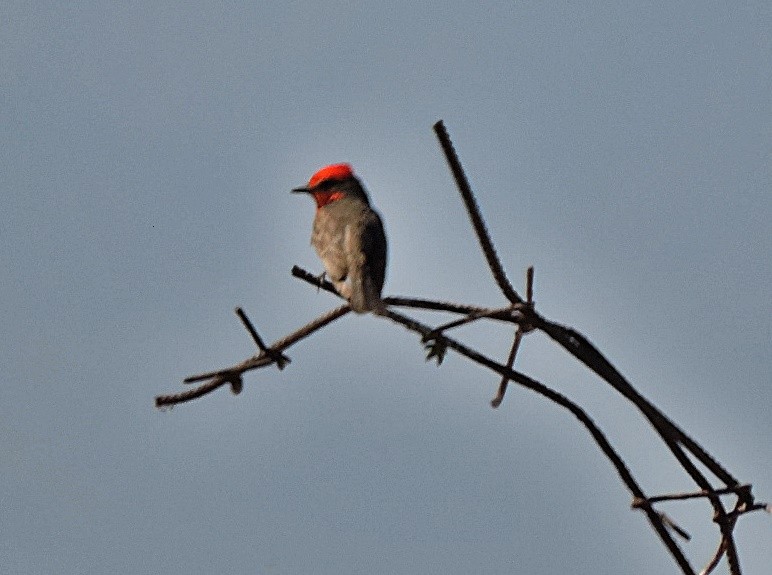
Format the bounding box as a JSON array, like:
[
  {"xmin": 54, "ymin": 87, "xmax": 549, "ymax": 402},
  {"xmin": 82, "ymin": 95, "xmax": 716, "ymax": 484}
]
[
  {"xmin": 155, "ymin": 304, "xmax": 350, "ymax": 407},
  {"xmin": 235, "ymin": 307, "xmax": 291, "ymax": 370}
]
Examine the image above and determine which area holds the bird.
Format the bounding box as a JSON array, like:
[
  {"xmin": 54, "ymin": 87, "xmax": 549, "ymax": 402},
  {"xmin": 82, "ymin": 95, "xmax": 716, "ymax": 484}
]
[{"xmin": 292, "ymin": 163, "xmax": 387, "ymax": 314}]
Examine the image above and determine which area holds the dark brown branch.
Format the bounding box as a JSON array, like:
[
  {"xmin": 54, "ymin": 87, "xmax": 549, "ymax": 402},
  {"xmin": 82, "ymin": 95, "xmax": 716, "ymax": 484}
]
[
  {"xmin": 155, "ymin": 304, "xmax": 350, "ymax": 407},
  {"xmin": 431, "ymin": 120, "xmax": 738, "ymax": 496},
  {"xmin": 429, "ymin": 122, "xmax": 754, "ymax": 574},
  {"xmin": 531, "ymin": 313, "xmax": 741, "ymax": 488},
  {"xmin": 380, "ymin": 306, "xmax": 694, "ymax": 574},
  {"xmin": 707, "ymin": 498, "xmax": 770, "ymax": 575},
  {"xmin": 431, "ymin": 122, "xmax": 740, "ymax": 524},
  {"xmin": 531, "ymin": 310, "xmax": 744, "ymax": 574},
  {"xmin": 702, "ymin": 497, "xmax": 743, "ymax": 575},
  {"xmin": 292, "ymin": 264, "xmax": 765, "ymax": 574},
  {"xmin": 701, "ymin": 537, "xmax": 728, "ymax": 575},
  {"xmin": 290, "ymin": 265, "xmax": 337, "ymax": 293},
  {"xmin": 526, "ymin": 306, "xmax": 742, "ymax": 573},
  {"xmin": 292, "ymin": 265, "xmax": 532, "ymax": 322},
  {"xmin": 433, "ymin": 120, "xmax": 523, "ymax": 305},
  {"xmin": 291, "ymin": 262, "xmax": 753, "ymax": 574},
  {"xmin": 295, "ymin": 260, "xmax": 751, "ymax": 513},
  {"xmin": 388, "ymin": 297, "xmax": 533, "ymax": 327}
]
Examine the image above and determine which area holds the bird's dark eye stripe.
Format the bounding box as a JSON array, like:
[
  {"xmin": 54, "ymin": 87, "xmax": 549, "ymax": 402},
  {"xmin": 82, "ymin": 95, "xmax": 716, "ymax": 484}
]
[{"xmin": 317, "ymin": 179, "xmax": 339, "ymax": 190}]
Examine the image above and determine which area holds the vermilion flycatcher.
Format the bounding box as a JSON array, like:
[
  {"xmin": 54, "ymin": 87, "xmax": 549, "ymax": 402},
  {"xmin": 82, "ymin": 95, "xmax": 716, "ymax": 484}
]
[{"xmin": 292, "ymin": 164, "xmax": 387, "ymax": 313}]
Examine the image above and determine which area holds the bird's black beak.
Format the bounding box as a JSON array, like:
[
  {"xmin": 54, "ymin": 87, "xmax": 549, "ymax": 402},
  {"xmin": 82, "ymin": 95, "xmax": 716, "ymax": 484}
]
[{"xmin": 291, "ymin": 186, "xmax": 310, "ymax": 194}]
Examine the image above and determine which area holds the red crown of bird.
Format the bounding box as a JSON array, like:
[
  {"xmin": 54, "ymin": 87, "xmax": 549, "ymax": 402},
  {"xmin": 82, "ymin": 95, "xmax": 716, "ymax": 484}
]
[{"xmin": 307, "ymin": 163, "xmax": 354, "ymax": 188}]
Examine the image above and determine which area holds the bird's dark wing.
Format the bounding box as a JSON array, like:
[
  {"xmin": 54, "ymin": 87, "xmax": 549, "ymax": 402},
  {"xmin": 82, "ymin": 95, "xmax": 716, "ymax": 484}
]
[{"xmin": 360, "ymin": 209, "xmax": 387, "ymax": 295}]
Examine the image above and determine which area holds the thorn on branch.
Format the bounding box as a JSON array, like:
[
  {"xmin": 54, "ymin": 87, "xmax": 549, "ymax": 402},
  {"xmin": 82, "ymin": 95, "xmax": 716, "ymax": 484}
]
[{"xmin": 227, "ymin": 373, "xmax": 243, "ymax": 395}]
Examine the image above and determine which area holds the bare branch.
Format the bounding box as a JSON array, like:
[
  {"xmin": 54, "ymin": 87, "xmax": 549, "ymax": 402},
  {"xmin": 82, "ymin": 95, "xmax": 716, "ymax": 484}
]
[
  {"xmin": 531, "ymin": 312, "xmax": 741, "ymax": 490},
  {"xmin": 380, "ymin": 305, "xmax": 694, "ymax": 574},
  {"xmin": 157, "ymin": 121, "xmax": 765, "ymax": 575},
  {"xmin": 433, "ymin": 120, "xmax": 523, "ymax": 305},
  {"xmin": 155, "ymin": 304, "xmax": 350, "ymax": 407}
]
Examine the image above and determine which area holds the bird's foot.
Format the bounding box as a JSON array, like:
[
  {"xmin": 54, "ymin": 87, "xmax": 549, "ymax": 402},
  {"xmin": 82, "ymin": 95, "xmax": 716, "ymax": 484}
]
[{"xmin": 314, "ymin": 271, "xmax": 327, "ymax": 292}]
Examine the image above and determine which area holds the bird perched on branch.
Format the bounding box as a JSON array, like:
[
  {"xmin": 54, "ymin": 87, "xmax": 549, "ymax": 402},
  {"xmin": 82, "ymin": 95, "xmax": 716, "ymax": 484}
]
[{"xmin": 292, "ymin": 163, "xmax": 387, "ymax": 313}]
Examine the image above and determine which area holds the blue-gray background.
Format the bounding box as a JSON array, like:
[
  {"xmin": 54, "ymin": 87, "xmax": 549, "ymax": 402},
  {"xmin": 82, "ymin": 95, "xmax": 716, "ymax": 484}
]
[{"xmin": 2, "ymin": 2, "xmax": 770, "ymax": 574}]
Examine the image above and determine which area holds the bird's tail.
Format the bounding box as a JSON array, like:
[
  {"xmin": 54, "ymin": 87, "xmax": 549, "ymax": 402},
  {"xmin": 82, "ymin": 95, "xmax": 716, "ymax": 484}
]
[{"xmin": 349, "ymin": 272, "xmax": 385, "ymax": 314}]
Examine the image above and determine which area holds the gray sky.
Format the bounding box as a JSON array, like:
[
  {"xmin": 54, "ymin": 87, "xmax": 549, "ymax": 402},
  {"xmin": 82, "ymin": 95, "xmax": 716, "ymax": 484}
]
[{"xmin": 2, "ymin": 2, "xmax": 770, "ymax": 574}]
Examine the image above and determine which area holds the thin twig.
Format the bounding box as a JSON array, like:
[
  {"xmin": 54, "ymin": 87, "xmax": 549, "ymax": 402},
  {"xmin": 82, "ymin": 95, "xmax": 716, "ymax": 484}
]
[
  {"xmin": 492, "ymin": 266, "xmax": 535, "ymax": 407},
  {"xmin": 422, "ymin": 306, "xmax": 516, "ymax": 341},
  {"xmin": 700, "ymin": 536, "xmax": 727, "ymax": 575},
  {"xmin": 700, "ymin": 496, "xmax": 744, "ymax": 575},
  {"xmin": 632, "ymin": 485, "xmax": 754, "ymax": 506},
  {"xmin": 491, "ymin": 330, "xmax": 523, "ymax": 408},
  {"xmin": 387, "ymin": 295, "xmax": 530, "ymax": 323},
  {"xmin": 235, "ymin": 307, "xmax": 291, "ymax": 369}
]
